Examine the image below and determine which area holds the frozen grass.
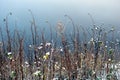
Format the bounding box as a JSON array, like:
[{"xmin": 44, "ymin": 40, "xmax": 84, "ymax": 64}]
[{"xmin": 0, "ymin": 12, "xmax": 120, "ymax": 80}]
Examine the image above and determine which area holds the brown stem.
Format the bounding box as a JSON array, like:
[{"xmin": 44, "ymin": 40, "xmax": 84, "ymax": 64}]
[{"xmin": 19, "ymin": 39, "xmax": 24, "ymax": 80}]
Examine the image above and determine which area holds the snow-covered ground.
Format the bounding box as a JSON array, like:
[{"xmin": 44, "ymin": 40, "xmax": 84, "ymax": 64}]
[
  {"xmin": 115, "ymin": 62, "xmax": 120, "ymax": 79},
  {"xmin": 52, "ymin": 62, "xmax": 120, "ymax": 80}
]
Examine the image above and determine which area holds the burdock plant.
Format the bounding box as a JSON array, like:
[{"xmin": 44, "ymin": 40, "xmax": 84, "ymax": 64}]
[{"xmin": 56, "ymin": 21, "xmax": 72, "ymax": 79}]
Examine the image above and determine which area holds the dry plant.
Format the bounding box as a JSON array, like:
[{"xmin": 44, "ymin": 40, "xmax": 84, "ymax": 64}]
[{"xmin": 0, "ymin": 12, "xmax": 120, "ymax": 80}]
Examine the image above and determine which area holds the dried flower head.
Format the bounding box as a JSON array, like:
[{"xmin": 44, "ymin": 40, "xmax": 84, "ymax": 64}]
[
  {"xmin": 56, "ymin": 21, "xmax": 65, "ymax": 34},
  {"xmin": 37, "ymin": 46, "xmax": 43, "ymax": 50},
  {"xmin": 45, "ymin": 42, "xmax": 51, "ymax": 47},
  {"xmin": 46, "ymin": 52, "xmax": 50, "ymax": 55}
]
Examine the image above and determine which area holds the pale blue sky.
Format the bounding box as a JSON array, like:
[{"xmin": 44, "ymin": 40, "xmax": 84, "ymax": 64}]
[{"xmin": 0, "ymin": 0, "xmax": 120, "ymax": 29}]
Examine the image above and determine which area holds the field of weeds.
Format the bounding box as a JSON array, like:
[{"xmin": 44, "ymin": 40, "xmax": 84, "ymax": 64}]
[{"xmin": 0, "ymin": 12, "xmax": 120, "ymax": 80}]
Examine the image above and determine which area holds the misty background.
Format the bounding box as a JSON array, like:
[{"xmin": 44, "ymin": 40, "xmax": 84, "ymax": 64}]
[{"xmin": 0, "ymin": 0, "xmax": 120, "ymax": 37}]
